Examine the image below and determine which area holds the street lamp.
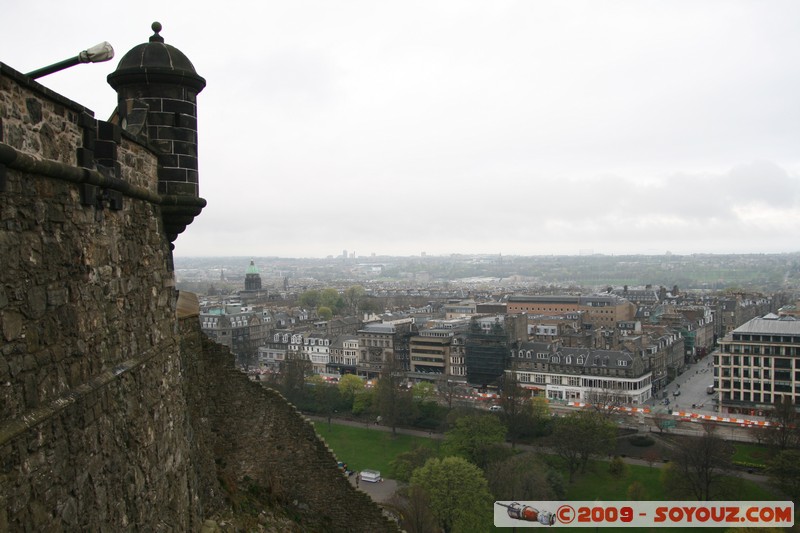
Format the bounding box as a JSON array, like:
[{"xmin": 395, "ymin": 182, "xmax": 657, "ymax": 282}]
[{"xmin": 26, "ymin": 42, "xmax": 114, "ymax": 79}]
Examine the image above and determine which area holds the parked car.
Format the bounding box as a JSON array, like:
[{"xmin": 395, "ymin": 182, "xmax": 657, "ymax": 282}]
[{"xmin": 673, "ymin": 390, "xmax": 681, "ymax": 397}]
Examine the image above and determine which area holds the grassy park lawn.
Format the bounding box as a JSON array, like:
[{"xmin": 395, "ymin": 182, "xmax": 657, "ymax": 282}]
[
  {"xmin": 556, "ymin": 461, "xmax": 781, "ymax": 533},
  {"xmin": 732, "ymin": 442, "xmax": 771, "ymax": 468},
  {"xmin": 314, "ymin": 420, "xmax": 781, "ymax": 533},
  {"xmin": 564, "ymin": 460, "xmax": 668, "ymax": 500},
  {"xmin": 313, "ymin": 421, "xmax": 438, "ymax": 474},
  {"xmin": 563, "ymin": 459, "xmax": 778, "ymax": 501}
]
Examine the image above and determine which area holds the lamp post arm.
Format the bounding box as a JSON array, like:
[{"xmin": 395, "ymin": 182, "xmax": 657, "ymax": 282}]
[{"xmin": 26, "ymin": 41, "xmax": 114, "ymax": 79}]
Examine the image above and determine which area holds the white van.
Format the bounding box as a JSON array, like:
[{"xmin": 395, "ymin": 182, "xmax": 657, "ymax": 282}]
[{"xmin": 360, "ymin": 470, "xmax": 381, "ymax": 483}]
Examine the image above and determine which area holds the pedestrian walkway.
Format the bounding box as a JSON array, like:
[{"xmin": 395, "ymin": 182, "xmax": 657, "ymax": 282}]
[{"xmin": 307, "ymin": 415, "xmax": 444, "ymax": 440}]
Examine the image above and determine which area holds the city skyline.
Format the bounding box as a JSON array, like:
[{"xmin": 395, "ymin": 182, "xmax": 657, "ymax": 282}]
[{"xmin": 5, "ymin": 1, "xmax": 800, "ymax": 259}]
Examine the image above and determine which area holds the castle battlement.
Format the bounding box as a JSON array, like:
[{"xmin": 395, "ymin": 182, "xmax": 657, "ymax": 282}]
[{"xmin": 0, "ymin": 24, "xmax": 395, "ymax": 532}]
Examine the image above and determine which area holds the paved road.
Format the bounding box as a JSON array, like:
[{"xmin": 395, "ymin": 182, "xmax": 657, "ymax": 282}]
[
  {"xmin": 650, "ymin": 357, "xmax": 740, "ymax": 417},
  {"xmin": 349, "ymin": 474, "xmax": 399, "ymax": 504}
]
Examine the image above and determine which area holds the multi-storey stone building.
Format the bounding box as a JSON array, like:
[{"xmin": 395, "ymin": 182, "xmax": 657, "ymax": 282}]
[
  {"xmin": 200, "ymin": 303, "xmax": 266, "ymax": 367},
  {"xmin": 641, "ymin": 325, "xmax": 685, "ymax": 389},
  {"xmin": 407, "ymin": 319, "xmax": 470, "ymax": 380},
  {"xmin": 409, "ymin": 331, "xmax": 451, "ymax": 378},
  {"xmin": 508, "ymin": 342, "xmax": 653, "ymax": 405},
  {"xmin": 328, "ymin": 334, "xmax": 359, "ymax": 375},
  {"xmin": 444, "ymin": 299, "xmax": 477, "ymax": 318},
  {"xmin": 257, "ymin": 339, "xmax": 287, "ymax": 371},
  {"xmin": 357, "ymin": 319, "xmax": 415, "ymax": 378},
  {"xmin": 507, "ymin": 294, "xmax": 636, "ymax": 328},
  {"xmin": 611, "ymin": 285, "xmax": 660, "ymax": 307},
  {"xmin": 304, "ymin": 332, "xmax": 331, "ymax": 374},
  {"xmin": 659, "ymin": 305, "xmax": 715, "ymax": 361},
  {"xmin": 715, "ymin": 293, "xmax": 774, "ymax": 339},
  {"xmin": 450, "ymin": 332, "xmax": 468, "ymax": 381},
  {"xmin": 715, "ymin": 314, "xmax": 800, "ymax": 415}
]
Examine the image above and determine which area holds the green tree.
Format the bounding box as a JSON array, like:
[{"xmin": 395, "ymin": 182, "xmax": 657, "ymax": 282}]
[
  {"xmin": 390, "ymin": 445, "xmax": 436, "ymax": 482},
  {"xmin": 299, "ymin": 289, "xmax": 321, "ymax": 309},
  {"xmin": 550, "ymin": 411, "xmax": 616, "ymax": 482},
  {"xmin": 317, "ymin": 306, "xmax": 333, "ymax": 321},
  {"xmin": 531, "ymin": 396, "xmax": 550, "ymax": 418},
  {"xmin": 319, "ymin": 288, "xmax": 344, "ymax": 314},
  {"xmin": 337, "ymin": 374, "xmax": 364, "ymax": 409},
  {"xmin": 609, "ymin": 456, "xmax": 627, "ymax": 478},
  {"xmin": 410, "ymin": 457, "xmax": 493, "ymax": 533},
  {"xmin": 352, "ymin": 388, "xmax": 375, "ymax": 416},
  {"xmin": 307, "ymin": 374, "xmax": 325, "ymax": 386},
  {"xmin": 443, "ymin": 414, "xmax": 508, "ymax": 469},
  {"xmin": 412, "ymin": 381, "xmax": 436, "ymax": 404},
  {"xmin": 529, "ymin": 396, "xmax": 555, "ymax": 437}
]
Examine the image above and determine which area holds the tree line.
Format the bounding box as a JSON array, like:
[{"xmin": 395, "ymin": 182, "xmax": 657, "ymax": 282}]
[{"xmin": 266, "ymin": 356, "xmax": 800, "ymax": 531}]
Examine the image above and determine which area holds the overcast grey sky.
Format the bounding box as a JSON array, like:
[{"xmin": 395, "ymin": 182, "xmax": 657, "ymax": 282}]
[{"xmin": 5, "ymin": 1, "xmax": 800, "ymax": 258}]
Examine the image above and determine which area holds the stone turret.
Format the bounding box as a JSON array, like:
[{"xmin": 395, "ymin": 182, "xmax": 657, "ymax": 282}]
[{"xmin": 107, "ymin": 21, "xmax": 206, "ymax": 244}]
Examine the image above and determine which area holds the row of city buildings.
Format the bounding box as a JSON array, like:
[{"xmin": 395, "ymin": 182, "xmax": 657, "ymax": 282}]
[{"xmin": 198, "ymin": 263, "xmax": 794, "ymax": 414}]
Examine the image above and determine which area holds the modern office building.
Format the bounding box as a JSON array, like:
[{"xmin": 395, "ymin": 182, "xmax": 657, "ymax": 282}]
[{"xmin": 715, "ymin": 314, "xmax": 800, "ymax": 415}]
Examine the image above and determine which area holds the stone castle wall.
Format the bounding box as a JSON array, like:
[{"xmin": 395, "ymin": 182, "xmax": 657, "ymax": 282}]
[{"xmin": 0, "ymin": 64, "xmax": 395, "ymax": 531}]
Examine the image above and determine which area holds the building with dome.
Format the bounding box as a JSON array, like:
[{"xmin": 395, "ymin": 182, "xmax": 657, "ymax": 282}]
[
  {"xmin": 244, "ymin": 259, "xmax": 262, "ymax": 291},
  {"xmin": 240, "ymin": 259, "xmax": 267, "ymax": 301}
]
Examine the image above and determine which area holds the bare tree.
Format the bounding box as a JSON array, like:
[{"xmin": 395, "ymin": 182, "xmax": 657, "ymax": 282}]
[
  {"xmin": 487, "ymin": 452, "xmax": 565, "ymax": 501},
  {"xmin": 662, "ymin": 421, "xmax": 734, "ymax": 501},
  {"xmin": 376, "ymin": 354, "xmax": 413, "ymax": 437},
  {"xmin": 762, "ymin": 397, "xmax": 800, "ymax": 450},
  {"xmin": 499, "ymin": 369, "xmax": 537, "ymax": 448},
  {"xmin": 766, "ymin": 449, "xmax": 800, "ymax": 505},
  {"xmin": 585, "ymin": 383, "xmax": 627, "ymax": 421},
  {"xmin": 643, "ymin": 448, "xmax": 660, "ymax": 468},
  {"xmin": 652, "ymin": 411, "xmax": 674, "ymax": 433},
  {"xmin": 389, "ymin": 485, "xmax": 439, "ymax": 533},
  {"xmin": 281, "ymin": 349, "xmax": 311, "ymax": 404},
  {"xmin": 437, "ymin": 376, "xmax": 468, "ymax": 411},
  {"xmin": 550, "ymin": 411, "xmax": 616, "ymax": 482}
]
